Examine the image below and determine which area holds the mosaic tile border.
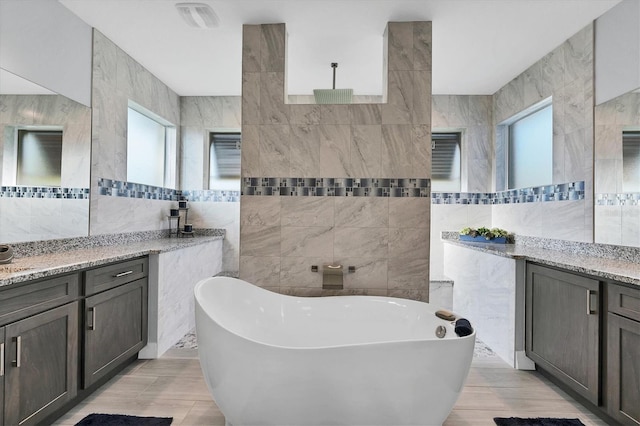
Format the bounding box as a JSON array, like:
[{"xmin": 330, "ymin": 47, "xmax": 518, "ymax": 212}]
[
  {"xmin": 97, "ymin": 178, "xmax": 240, "ymax": 202},
  {"xmin": 595, "ymin": 193, "xmax": 640, "ymax": 206},
  {"xmin": 182, "ymin": 189, "xmax": 240, "ymax": 202},
  {"xmin": 98, "ymin": 178, "xmax": 178, "ymax": 201},
  {"xmin": 242, "ymin": 177, "xmax": 430, "ymax": 197},
  {"xmin": 0, "ymin": 186, "xmax": 89, "ymax": 199},
  {"xmin": 432, "ymin": 181, "xmax": 585, "ymax": 204}
]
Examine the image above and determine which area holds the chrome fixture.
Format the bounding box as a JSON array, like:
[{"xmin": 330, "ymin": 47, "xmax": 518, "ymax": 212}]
[
  {"xmin": 313, "ymin": 62, "xmax": 353, "ymax": 104},
  {"xmin": 322, "ymin": 263, "xmax": 343, "ymax": 289}
]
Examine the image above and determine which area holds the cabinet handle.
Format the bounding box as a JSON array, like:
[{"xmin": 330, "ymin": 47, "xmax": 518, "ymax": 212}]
[
  {"xmin": 114, "ymin": 270, "xmax": 134, "ymax": 278},
  {"xmin": 88, "ymin": 307, "xmax": 96, "ymax": 330},
  {"xmin": 0, "ymin": 342, "xmax": 4, "ymax": 376},
  {"xmin": 587, "ymin": 289, "xmax": 597, "ymax": 315},
  {"xmin": 12, "ymin": 336, "xmax": 21, "ymax": 368}
]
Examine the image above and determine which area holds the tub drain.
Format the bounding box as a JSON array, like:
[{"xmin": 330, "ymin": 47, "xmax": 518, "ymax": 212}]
[{"xmin": 435, "ymin": 325, "xmax": 447, "ymax": 338}]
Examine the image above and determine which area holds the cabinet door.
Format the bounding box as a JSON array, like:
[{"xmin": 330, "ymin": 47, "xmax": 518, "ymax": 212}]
[
  {"xmin": 1, "ymin": 326, "xmax": 4, "ymax": 426},
  {"xmin": 526, "ymin": 264, "xmax": 600, "ymax": 404},
  {"xmin": 84, "ymin": 278, "xmax": 148, "ymax": 388},
  {"xmin": 607, "ymin": 313, "xmax": 640, "ymax": 425},
  {"xmin": 4, "ymin": 302, "xmax": 78, "ymax": 426}
]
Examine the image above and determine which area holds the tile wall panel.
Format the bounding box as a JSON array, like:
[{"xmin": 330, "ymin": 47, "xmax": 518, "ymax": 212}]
[
  {"xmin": 179, "ymin": 96, "xmax": 242, "ymax": 272},
  {"xmin": 493, "ymin": 23, "xmax": 595, "ymax": 242},
  {"xmin": 240, "ymin": 22, "xmax": 432, "ymax": 301},
  {"xmin": 90, "ymin": 29, "xmax": 180, "ymax": 236}
]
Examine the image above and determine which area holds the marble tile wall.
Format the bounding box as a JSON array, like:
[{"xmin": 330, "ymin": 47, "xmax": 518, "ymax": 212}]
[
  {"xmin": 492, "ymin": 23, "xmax": 595, "ymax": 243},
  {"xmin": 430, "ymin": 203, "xmax": 491, "ymax": 281},
  {"xmin": 432, "ymin": 95, "xmax": 493, "ymax": 192},
  {"xmin": 140, "ymin": 238, "xmax": 223, "ymax": 358},
  {"xmin": 594, "ymin": 91, "xmax": 640, "ymax": 247},
  {"xmin": 0, "ymin": 94, "xmax": 92, "ymax": 188},
  {"xmin": 0, "ymin": 197, "xmax": 89, "ymax": 243},
  {"xmin": 90, "ymin": 29, "xmax": 180, "ymax": 236},
  {"xmin": 240, "ymin": 22, "xmax": 432, "ymax": 301},
  {"xmin": 444, "ymin": 243, "xmax": 523, "ymax": 368},
  {"xmin": 180, "ymin": 96, "xmax": 242, "ymax": 272}
]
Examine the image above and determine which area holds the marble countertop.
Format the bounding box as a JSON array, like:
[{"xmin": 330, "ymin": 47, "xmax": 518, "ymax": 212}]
[
  {"xmin": 443, "ymin": 238, "xmax": 640, "ymax": 288},
  {"xmin": 0, "ymin": 235, "xmax": 223, "ymax": 288}
]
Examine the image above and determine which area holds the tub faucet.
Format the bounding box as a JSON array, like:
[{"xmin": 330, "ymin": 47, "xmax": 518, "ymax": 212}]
[{"xmin": 322, "ymin": 263, "xmax": 343, "ymax": 289}]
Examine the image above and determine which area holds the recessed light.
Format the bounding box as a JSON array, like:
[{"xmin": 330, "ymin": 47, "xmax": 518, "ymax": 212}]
[{"xmin": 175, "ymin": 3, "xmax": 219, "ymax": 29}]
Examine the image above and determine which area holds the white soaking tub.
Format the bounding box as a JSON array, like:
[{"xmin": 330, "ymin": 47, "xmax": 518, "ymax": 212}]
[{"xmin": 194, "ymin": 276, "xmax": 475, "ymax": 426}]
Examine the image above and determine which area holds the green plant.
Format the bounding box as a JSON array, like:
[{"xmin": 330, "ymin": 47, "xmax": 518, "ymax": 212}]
[{"xmin": 459, "ymin": 226, "xmax": 510, "ymax": 240}]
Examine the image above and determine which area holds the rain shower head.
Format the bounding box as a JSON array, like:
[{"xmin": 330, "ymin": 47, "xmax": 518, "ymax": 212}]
[{"xmin": 313, "ymin": 62, "xmax": 353, "ymax": 104}]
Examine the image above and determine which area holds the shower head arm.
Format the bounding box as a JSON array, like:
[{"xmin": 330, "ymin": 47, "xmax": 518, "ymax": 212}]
[{"xmin": 331, "ymin": 62, "xmax": 338, "ymax": 89}]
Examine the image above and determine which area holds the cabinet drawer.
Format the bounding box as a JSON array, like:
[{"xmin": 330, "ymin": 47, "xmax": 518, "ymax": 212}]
[
  {"xmin": 84, "ymin": 257, "xmax": 148, "ymax": 296},
  {"xmin": 608, "ymin": 284, "xmax": 640, "ymax": 322},
  {"xmin": 0, "ymin": 274, "xmax": 79, "ymax": 326}
]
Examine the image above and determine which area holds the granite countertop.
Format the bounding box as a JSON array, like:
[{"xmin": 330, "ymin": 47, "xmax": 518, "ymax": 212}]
[
  {"xmin": 0, "ymin": 235, "xmax": 223, "ymax": 288},
  {"xmin": 443, "ymin": 237, "xmax": 640, "ymax": 288}
]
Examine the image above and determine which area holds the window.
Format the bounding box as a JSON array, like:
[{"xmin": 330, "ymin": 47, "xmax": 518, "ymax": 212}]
[
  {"xmin": 623, "ymin": 130, "xmax": 640, "ymax": 192},
  {"xmin": 508, "ymin": 102, "xmax": 552, "ymax": 189},
  {"xmin": 17, "ymin": 129, "xmax": 63, "ymax": 186},
  {"xmin": 127, "ymin": 104, "xmax": 175, "ymax": 188},
  {"xmin": 431, "ymin": 132, "xmax": 461, "ymax": 192},
  {"xmin": 209, "ymin": 132, "xmax": 241, "ymax": 190}
]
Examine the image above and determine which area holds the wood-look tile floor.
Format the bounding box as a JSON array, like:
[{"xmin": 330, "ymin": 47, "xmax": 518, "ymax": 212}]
[{"xmin": 53, "ymin": 349, "xmax": 609, "ymax": 426}]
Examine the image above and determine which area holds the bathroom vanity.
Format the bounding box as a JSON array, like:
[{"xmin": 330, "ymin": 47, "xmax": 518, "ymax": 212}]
[
  {"xmin": 0, "ymin": 258, "xmax": 147, "ymax": 425},
  {"xmin": 0, "ymin": 232, "xmax": 224, "ymax": 425},
  {"xmin": 444, "ymin": 237, "xmax": 640, "ymax": 425}
]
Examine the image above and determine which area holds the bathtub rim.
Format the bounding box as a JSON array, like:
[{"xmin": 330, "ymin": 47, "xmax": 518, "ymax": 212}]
[{"xmin": 194, "ymin": 276, "xmax": 476, "ymax": 351}]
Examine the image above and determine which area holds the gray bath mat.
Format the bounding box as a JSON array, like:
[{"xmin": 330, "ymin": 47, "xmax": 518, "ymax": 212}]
[
  {"xmin": 75, "ymin": 413, "xmax": 172, "ymax": 425},
  {"xmin": 494, "ymin": 417, "xmax": 585, "ymax": 426}
]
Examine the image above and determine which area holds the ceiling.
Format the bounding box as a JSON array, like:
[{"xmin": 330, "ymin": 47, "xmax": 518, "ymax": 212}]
[{"xmin": 58, "ymin": 0, "xmax": 620, "ymax": 97}]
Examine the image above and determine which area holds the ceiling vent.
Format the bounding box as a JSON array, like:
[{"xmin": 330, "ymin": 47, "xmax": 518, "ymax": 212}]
[{"xmin": 175, "ymin": 3, "xmax": 219, "ymax": 28}]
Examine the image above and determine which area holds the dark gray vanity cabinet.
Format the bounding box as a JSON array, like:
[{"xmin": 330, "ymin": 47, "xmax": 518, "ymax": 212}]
[
  {"xmin": 525, "ymin": 263, "xmax": 601, "ymax": 405},
  {"xmin": 1, "ymin": 327, "xmax": 4, "ymax": 426},
  {"xmin": 606, "ymin": 284, "xmax": 640, "ymax": 425},
  {"xmin": 0, "ymin": 274, "xmax": 79, "ymax": 426},
  {"xmin": 83, "ymin": 257, "xmax": 148, "ymax": 388}
]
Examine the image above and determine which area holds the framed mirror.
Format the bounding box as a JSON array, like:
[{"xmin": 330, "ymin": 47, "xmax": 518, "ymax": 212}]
[
  {"xmin": 0, "ymin": 68, "xmax": 91, "ymax": 243},
  {"xmin": 594, "ymin": 88, "xmax": 640, "ymax": 247}
]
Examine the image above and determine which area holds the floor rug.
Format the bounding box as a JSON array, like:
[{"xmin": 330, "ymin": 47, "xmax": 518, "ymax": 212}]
[
  {"xmin": 494, "ymin": 418, "xmax": 586, "ymax": 426},
  {"xmin": 75, "ymin": 413, "xmax": 173, "ymax": 425}
]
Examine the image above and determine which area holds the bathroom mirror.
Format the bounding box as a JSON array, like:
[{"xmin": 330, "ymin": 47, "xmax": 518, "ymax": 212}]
[
  {"xmin": 0, "ymin": 68, "xmax": 91, "ymax": 244},
  {"xmin": 594, "ymin": 87, "xmax": 640, "ymax": 247}
]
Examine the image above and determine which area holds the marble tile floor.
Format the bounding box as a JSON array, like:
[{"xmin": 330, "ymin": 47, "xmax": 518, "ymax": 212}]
[{"xmin": 53, "ymin": 340, "xmax": 608, "ymax": 426}]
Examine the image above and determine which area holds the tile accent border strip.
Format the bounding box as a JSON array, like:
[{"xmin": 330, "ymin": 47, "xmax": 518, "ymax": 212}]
[
  {"xmin": 98, "ymin": 178, "xmax": 178, "ymax": 200},
  {"xmin": 432, "ymin": 181, "xmax": 585, "ymax": 204},
  {"xmin": 0, "ymin": 186, "xmax": 89, "ymax": 199},
  {"xmin": 97, "ymin": 178, "xmax": 240, "ymax": 202},
  {"xmin": 242, "ymin": 177, "xmax": 431, "ymax": 197},
  {"xmin": 595, "ymin": 193, "xmax": 640, "ymax": 206},
  {"xmin": 182, "ymin": 189, "xmax": 240, "ymax": 202}
]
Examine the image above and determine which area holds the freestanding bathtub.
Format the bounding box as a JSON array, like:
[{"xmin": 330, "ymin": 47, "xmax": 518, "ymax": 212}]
[{"xmin": 194, "ymin": 276, "xmax": 475, "ymax": 426}]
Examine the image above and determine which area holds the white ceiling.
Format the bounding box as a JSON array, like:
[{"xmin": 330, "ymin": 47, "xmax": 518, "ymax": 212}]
[
  {"xmin": 0, "ymin": 69, "xmax": 56, "ymax": 95},
  {"xmin": 58, "ymin": 0, "xmax": 620, "ymax": 97}
]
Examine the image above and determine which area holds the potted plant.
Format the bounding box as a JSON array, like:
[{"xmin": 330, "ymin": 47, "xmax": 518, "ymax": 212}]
[{"xmin": 459, "ymin": 227, "xmax": 512, "ymax": 244}]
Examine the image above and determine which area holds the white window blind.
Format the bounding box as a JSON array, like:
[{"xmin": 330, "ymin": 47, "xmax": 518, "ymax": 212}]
[{"xmin": 431, "ymin": 132, "xmax": 461, "ymax": 192}]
